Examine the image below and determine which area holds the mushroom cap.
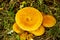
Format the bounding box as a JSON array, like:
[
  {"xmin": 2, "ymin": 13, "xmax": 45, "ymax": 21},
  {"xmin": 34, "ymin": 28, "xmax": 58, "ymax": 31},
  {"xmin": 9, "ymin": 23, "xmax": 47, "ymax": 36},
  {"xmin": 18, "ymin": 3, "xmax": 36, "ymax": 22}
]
[
  {"xmin": 15, "ymin": 7, "xmax": 43, "ymax": 31},
  {"xmin": 43, "ymin": 15, "xmax": 56, "ymax": 27},
  {"xmin": 30, "ymin": 25, "xmax": 45, "ymax": 36},
  {"xmin": 13, "ymin": 23, "xmax": 24, "ymax": 34},
  {"xmin": 20, "ymin": 32, "xmax": 28, "ymax": 40},
  {"xmin": 27, "ymin": 34, "xmax": 34, "ymax": 40}
]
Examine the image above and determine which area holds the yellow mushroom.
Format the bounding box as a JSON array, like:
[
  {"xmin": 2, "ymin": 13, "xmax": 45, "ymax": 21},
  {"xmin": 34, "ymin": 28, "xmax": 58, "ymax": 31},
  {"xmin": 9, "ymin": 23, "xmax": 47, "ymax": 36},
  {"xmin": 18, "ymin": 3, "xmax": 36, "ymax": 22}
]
[
  {"xmin": 15, "ymin": 7, "xmax": 43, "ymax": 31},
  {"xmin": 20, "ymin": 32, "xmax": 28, "ymax": 40},
  {"xmin": 13, "ymin": 23, "xmax": 24, "ymax": 34},
  {"xmin": 43, "ymin": 15, "xmax": 56, "ymax": 27},
  {"xmin": 30, "ymin": 25, "xmax": 45, "ymax": 36},
  {"xmin": 27, "ymin": 34, "xmax": 34, "ymax": 40}
]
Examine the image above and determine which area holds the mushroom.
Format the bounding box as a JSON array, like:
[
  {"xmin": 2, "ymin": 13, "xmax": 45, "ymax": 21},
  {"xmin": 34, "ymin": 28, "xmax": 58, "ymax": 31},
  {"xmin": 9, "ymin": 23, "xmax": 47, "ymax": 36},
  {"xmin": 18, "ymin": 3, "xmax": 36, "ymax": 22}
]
[
  {"xmin": 15, "ymin": 7, "xmax": 43, "ymax": 31},
  {"xmin": 20, "ymin": 32, "xmax": 28, "ymax": 40},
  {"xmin": 27, "ymin": 34, "xmax": 34, "ymax": 40},
  {"xmin": 30, "ymin": 25, "xmax": 45, "ymax": 36},
  {"xmin": 42, "ymin": 15, "xmax": 56, "ymax": 27},
  {"xmin": 13, "ymin": 23, "xmax": 24, "ymax": 34}
]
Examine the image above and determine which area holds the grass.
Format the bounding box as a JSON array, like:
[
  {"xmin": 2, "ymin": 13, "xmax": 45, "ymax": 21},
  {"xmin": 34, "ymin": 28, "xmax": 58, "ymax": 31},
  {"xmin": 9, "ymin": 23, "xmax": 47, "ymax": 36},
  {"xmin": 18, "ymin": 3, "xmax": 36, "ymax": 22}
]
[{"xmin": 0, "ymin": 0, "xmax": 60, "ymax": 40}]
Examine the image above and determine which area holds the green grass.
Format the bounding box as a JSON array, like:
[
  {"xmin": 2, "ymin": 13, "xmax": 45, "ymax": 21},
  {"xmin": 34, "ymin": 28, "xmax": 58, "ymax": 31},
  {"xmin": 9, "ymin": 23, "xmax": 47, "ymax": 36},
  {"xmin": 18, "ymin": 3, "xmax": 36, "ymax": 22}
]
[{"xmin": 0, "ymin": 0, "xmax": 60, "ymax": 40}]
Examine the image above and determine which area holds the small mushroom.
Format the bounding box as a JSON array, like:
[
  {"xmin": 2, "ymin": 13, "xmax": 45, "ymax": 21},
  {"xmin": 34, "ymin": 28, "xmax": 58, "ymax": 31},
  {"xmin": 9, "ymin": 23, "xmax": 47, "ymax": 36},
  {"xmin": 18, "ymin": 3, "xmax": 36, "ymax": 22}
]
[
  {"xmin": 19, "ymin": 32, "xmax": 28, "ymax": 40},
  {"xmin": 15, "ymin": 7, "xmax": 43, "ymax": 31},
  {"xmin": 30, "ymin": 25, "xmax": 45, "ymax": 36},
  {"xmin": 27, "ymin": 34, "xmax": 34, "ymax": 40},
  {"xmin": 43, "ymin": 15, "xmax": 56, "ymax": 27},
  {"xmin": 13, "ymin": 23, "xmax": 24, "ymax": 34}
]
